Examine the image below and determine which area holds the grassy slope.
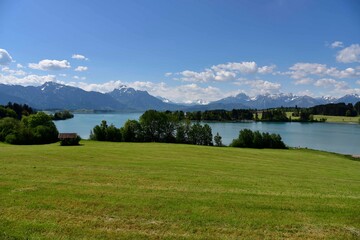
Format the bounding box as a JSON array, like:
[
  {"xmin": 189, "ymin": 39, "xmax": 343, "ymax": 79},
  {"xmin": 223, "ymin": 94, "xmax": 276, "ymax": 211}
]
[{"xmin": 0, "ymin": 141, "xmax": 359, "ymax": 239}]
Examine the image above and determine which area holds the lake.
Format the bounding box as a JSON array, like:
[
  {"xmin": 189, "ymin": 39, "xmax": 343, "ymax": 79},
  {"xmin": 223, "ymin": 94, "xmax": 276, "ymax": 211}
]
[{"xmin": 55, "ymin": 113, "xmax": 360, "ymax": 155}]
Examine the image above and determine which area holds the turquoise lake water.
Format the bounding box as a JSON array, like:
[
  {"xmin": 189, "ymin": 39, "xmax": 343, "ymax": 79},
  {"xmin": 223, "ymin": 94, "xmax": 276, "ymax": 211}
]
[{"xmin": 54, "ymin": 113, "xmax": 360, "ymax": 155}]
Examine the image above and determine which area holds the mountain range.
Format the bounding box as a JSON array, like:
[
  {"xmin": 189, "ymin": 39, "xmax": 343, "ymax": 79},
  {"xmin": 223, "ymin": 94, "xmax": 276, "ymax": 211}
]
[{"xmin": 0, "ymin": 82, "xmax": 359, "ymax": 111}]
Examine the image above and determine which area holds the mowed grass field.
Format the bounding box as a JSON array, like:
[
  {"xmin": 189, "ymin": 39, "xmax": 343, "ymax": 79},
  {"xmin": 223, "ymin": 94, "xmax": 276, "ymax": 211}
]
[
  {"xmin": 1, "ymin": 141, "xmax": 359, "ymax": 239},
  {"xmin": 286, "ymin": 112, "xmax": 360, "ymax": 123},
  {"xmin": 313, "ymin": 115, "xmax": 360, "ymax": 123}
]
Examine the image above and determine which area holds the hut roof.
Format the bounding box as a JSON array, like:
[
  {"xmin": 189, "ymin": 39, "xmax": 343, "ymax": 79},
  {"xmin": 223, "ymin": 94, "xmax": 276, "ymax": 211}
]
[{"xmin": 58, "ymin": 133, "xmax": 78, "ymax": 139}]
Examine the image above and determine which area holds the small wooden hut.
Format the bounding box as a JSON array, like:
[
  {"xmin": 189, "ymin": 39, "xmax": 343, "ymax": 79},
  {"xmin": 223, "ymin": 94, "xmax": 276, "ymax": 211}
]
[
  {"xmin": 58, "ymin": 133, "xmax": 78, "ymax": 140},
  {"xmin": 58, "ymin": 133, "xmax": 80, "ymax": 146}
]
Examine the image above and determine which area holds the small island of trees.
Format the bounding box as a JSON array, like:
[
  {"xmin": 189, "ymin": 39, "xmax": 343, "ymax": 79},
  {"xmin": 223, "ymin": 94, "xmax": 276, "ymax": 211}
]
[{"xmin": 51, "ymin": 110, "xmax": 74, "ymax": 121}]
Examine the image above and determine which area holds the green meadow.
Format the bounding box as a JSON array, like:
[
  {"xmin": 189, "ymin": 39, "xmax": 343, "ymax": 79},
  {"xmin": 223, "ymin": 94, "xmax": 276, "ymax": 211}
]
[
  {"xmin": 0, "ymin": 141, "xmax": 359, "ymax": 239},
  {"xmin": 313, "ymin": 115, "xmax": 360, "ymax": 124}
]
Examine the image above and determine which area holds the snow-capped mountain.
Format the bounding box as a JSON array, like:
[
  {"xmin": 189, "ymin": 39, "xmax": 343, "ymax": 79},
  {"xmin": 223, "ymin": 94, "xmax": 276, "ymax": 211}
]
[
  {"xmin": 0, "ymin": 82, "xmax": 127, "ymax": 110},
  {"xmin": 207, "ymin": 92, "xmax": 348, "ymax": 109},
  {"xmin": 335, "ymin": 94, "xmax": 360, "ymax": 105},
  {"xmin": 107, "ymin": 85, "xmax": 181, "ymax": 111},
  {"xmin": 0, "ymin": 82, "xmax": 359, "ymax": 111},
  {"xmin": 156, "ymin": 96, "xmax": 173, "ymax": 103}
]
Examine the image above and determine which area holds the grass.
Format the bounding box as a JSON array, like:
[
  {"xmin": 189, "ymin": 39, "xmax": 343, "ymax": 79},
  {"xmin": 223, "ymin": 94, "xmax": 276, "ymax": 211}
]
[
  {"xmin": 313, "ymin": 115, "xmax": 360, "ymax": 123},
  {"xmin": 0, "ymin": 141, "xmax": 359, "ymax": 239}
]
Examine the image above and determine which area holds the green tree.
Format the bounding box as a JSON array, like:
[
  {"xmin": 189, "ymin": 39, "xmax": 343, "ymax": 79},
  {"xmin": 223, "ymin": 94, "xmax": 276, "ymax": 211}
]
[
  {"xmin": 345, "ymin": 110, "xmax": 352, "ymax": 117},
  {"xmin": 90, "ymin": 120, "xmax": 122, "ymax": 142},
  {"xmin": 121, "ymin": 120, "xmax": 143, "ymax": 142},
  {"xmin": 139, "ymin": 110, "xmax": 178, "ymax": 142},
  {"xmin": 253, "ymin": 130, "xmax": 263, "ymax": 148},
  {"xmin": 236, "ymin": 129, "xmax": 254, "ymax": 147},
  {"xmin": 202, "ymin": 124, "xmax": 213, "ymax": 146},
  {"xmin": 354, "ymin": 101, "xmax": 360, "ymax": 115},
  {"xmin": 0, "ymin": 106, "xmax": 17, "ymax": 119},
  {"xmin": 90, "ymin": 120, "xmax": 108, "ymax": 141},
  {"xmin": 188, "ymin": 122, "xmax": 203, "ymax": 145},
  {"xmin": 0, "ymin": 117, "xmax": 20, "ymax": 141},
  {"xmin": 106, "ymin": 124, "xmax": 122, "ymax": 142},
  {"xmin": 214, "ymin": 132, "xmax": 223, "ymax": 147},
  {"xmin": 22, "ymin": 112, "xmax": 58, "ymax": 144}
]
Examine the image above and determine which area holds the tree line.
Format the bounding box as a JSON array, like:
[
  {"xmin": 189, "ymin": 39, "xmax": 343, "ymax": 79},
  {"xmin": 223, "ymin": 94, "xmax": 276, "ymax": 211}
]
[
  {"xmin": 90, "ymin": 110, "xmax": 287, "ymax": 149},
  {"xmin": 309, "ymin": 102, "xmax": 360, "ymax": 117},
  {"xmin": 171, "ymin": 101, "xmax": 360, "ymax": 123},
  {"xmin": 183, "ymin": 109, "xmax": 254, "ymax": 121},
  {"xmin": 0, "ymin": 102, "xmax": 59, "ymax": 145},
  {"xmin": 90, "ymin": 110, "xmax": 214, "ymax": 146},
  {"xmin": 0, "ymin": 102, "xmax": 35, "ymax": 119}
]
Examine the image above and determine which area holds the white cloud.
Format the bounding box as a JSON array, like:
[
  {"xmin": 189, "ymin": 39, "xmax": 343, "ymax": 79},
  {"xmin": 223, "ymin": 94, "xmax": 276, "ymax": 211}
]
[
  {"xmin": 356, "ymin": 80, "xmax": 360, "ymax": 85},
  {"xmin": 214, "ymin": 70, "xmax": 236, "ymax": 81},
  {"xmin": 258, "ymin": 65, "xmax": 276, "ymax": 74},
  {"xmin": 314, "ymin": 78, "xmax": 348, "ymax": 90},
  {"xmin": 16, "ymin": 63, "xmax": 24, "ymax": 68},
  {"xmin": 73, "ymin": 75, "xmax": 86, "ymax": 80},
  {"xmin": 164, "ymin": 72, "xmax": 172, "ymax": 77},
  {"xmin": 0, "ymin": 73, "xmax": 57, "ymax": 86},
  {"xmin": 288, "ymin": 63, "xmax": 359, "ymax": 79},
  {"xmin": 121, "ymin": 81, "xmax": 223, "ymax": 104},
  {"xmin": 176, "ymin": 69, "xmax": 215, "ymax": 83},
  {"xmin": 130, "ymin": 82, "xmax": 223, "ymax": 104},
  {"xmin": 336, "ymin": 44, "xmax": 360, "ymax": 63},
  {"xmin": 29, "ymin": 59, "xmax": 71, "ymax": 71},
  {"xmin": 72, "ymin": 54, "xmax": 88, "ymax": 60},
  {"xmin": 68, "ymin": 80, "xmax": 123, "ymax": 93},
  {"xmin": 174, "ymin": 61, "xmax": 275, "ymax": 83},
  {"xmin": 330, "ymin": 41, "xmax": 344, "ymax": 48},
  {"xmin": 74, "ymin": 66, "xmax": 88, "ymax": 72},
  {"xmin": 59, "ymin": 74, "xmax": 67, "ymax": 77},
  {"xmin": 0, "ymin": 49, "xmax": 13, "ymax": 65},
  {"xmin": 289, "ymin": 63, "xmax": 327, "ymax": 79},
  {"xmin": 294, "ymin": 78, "xmax": 313, "ymax": 85},
  {"xmin": 234, "ymin": 78, "xmax": 281, "ymax": 95},
  {"xmin": 211, "ymin": 61, "xmax": 258, "ymax": 74},
  {"xmin": 296, "ymin": 90, "xmax": 315, "ymax": 97},
  {"xmin": 1, "ymin": 67, "xmax": 26, "ymax": 76}
]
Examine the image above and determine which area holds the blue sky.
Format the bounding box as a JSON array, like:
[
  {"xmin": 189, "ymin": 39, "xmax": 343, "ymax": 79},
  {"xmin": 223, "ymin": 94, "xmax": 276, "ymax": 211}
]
[{"xmin": 0, "ymin": 0, "xmax": 360, "ymax": 103}]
